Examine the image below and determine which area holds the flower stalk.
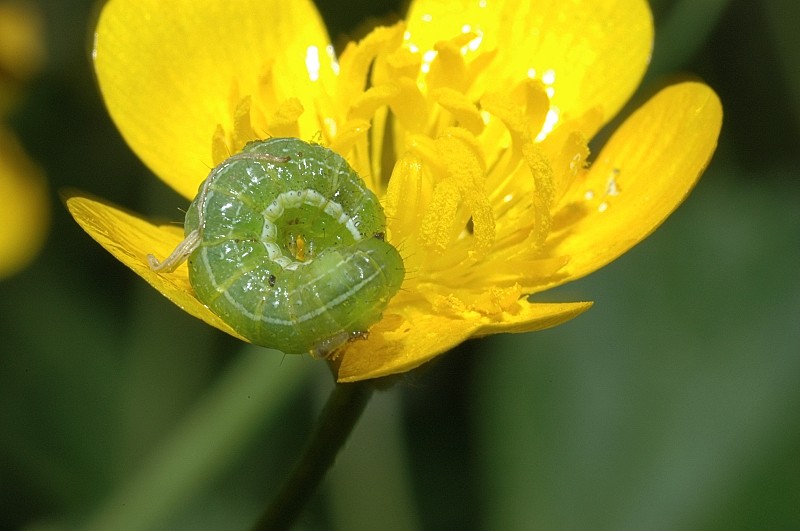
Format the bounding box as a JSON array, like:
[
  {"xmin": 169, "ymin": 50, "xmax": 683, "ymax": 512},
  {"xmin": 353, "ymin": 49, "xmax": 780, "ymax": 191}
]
[{"xmin": 252, "ymin": 380, "xmax": 375, "ymax": 530}]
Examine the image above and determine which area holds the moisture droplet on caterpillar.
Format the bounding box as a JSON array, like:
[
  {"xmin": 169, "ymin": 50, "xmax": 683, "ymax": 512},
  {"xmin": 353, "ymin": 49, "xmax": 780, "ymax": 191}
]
[{"xmin": 148, "ymin": 138, "xmax": 405, "ymax": 357}]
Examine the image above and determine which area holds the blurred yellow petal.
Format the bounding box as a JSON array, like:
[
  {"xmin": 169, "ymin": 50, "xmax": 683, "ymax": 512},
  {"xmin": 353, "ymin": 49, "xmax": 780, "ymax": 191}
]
[
  {"xmin": 336, "ymin": 299, "xmax": 591, "ymax": 381},
  {"xmin": 93, "ymin": 0, "xmax": 337, "ymax": 200},
  {"xmin": 0, "ymin": 2, "xmax": 45, "ymax": 111},
  {"xmin": 542, "ymin": 82, "xmax": 723, "ymax": 288},
  {"xmin": 0, "ymin": 127, "xmax": 50, "ymax": 279},
  {"xmin": 405, "ymin": 0, "xmax": 653, "ymax": 127},
  {"xmin": 65, "ymin": 194, "xmax": 245, "ymax": 341},
  {"xmin": 0, "ymin": 127, "xmax": 49, "ymax": 278}
]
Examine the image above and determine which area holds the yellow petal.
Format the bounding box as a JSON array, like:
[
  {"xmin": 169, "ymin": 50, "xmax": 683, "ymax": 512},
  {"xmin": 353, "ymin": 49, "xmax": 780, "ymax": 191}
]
[
  {"xmin": 406, "ymin": 0, "xmax": 653, "ymax": 126},
  {"xmin": 0, "ymin": 127, "xmax": 49, "ymax": 278},
  {"xmin": 473, "ymin": 299, "xmax": 592, "ymax": 336},
  {"xmin": 93, "ymin": 0, "xmax": 336, "ymax": 200},
  {"xmin": 335, "ymin": 299, "xmax": 591, "ymax": 382},
  {"xmin": 65, "ymin": 193, "xmax": 245, "ymax": 341},
  {"xmin": 543, "ymin": 81, "xmax": 723, "ymax": 287}
]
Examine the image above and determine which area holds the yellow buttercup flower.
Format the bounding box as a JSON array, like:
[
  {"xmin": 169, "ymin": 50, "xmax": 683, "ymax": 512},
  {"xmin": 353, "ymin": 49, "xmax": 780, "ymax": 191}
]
[{"xmin": 68, "ymin": 0, "xmax": 721, "ymax": 381}]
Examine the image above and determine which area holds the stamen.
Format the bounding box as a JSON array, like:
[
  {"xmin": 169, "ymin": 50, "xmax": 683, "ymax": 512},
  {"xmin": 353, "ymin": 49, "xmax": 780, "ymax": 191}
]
[
  {"xmin": 432, "ymin": 87, "xmax": 484, "ymax": 135},
  {"xmin": 266, "ymin": 98, "xmax": 304, "ymax": 138},
  {"xmin": 232, "ymin": 97, "xmax": 256, "ymax": 150}
]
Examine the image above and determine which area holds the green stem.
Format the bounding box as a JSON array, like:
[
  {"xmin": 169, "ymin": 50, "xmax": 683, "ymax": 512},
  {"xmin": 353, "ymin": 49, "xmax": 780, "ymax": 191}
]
[{"xmin": 251, "ymin": 380, "xmax": 375, "ymax": 530}]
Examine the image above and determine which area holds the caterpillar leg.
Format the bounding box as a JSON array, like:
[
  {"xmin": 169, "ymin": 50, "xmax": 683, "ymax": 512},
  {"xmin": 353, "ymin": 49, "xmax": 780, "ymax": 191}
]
[
  {"xmin": 311, "ymin": 330, "xmax": 369, "ymax": 359},
  {"xmin": 147, "ymin": 229, "xmax": 201, "ymax": 272}
]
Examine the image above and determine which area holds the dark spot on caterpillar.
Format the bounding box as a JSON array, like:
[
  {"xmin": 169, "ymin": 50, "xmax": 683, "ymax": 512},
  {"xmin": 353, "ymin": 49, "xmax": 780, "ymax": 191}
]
[
  {"xmin": 268, "ymin": 274, "xmax": 276, "ymax": 287},
  {"xmin": 373, "ymin": 232, "xmax": 386, "ymax": 241},
  {"xmin": 465, "ymin": 216, "xmax": 474, "ymax": 234},
  {"xmin": 287, "ymin": 218, "xmax": 301, "ymax": 225}
]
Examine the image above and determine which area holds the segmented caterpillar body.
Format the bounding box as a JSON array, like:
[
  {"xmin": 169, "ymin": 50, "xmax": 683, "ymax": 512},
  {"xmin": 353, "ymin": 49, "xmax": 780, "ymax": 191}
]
[{"xmin": 151, "ymin": 138, "xmax": 404, "ymax": 356}]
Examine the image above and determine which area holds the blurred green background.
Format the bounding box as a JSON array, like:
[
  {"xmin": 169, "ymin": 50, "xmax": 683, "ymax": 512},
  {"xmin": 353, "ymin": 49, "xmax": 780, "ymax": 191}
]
[{"xmin": 1, "ymin": 0, "xmax": 798, "ymax": 529}]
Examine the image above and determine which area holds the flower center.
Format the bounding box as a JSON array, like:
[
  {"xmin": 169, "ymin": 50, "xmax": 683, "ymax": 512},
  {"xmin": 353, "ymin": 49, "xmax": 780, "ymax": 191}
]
[{"xmin": 207, "ymin": 22, "xmax": 596, "ymax": 315}]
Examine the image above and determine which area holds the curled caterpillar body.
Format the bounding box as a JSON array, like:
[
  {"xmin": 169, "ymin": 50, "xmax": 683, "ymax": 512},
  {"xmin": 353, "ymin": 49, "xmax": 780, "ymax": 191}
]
[{"xmin": 151, "ymin": 138, "xmax": 405, "ymax": 356}]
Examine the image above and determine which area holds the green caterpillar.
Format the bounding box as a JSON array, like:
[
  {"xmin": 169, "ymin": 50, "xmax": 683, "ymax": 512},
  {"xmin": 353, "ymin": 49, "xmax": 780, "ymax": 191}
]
[{"xmin": 149, "ymin": 138, "xmax": 405, "ymax": 356}]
